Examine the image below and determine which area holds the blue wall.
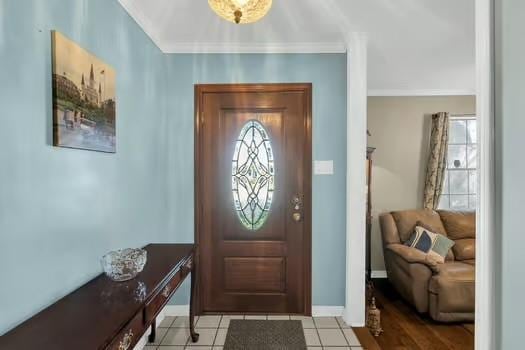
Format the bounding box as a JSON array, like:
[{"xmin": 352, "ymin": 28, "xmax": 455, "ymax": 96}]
[
  {"xmin": 0, "ymin": 0, "xmax": 171, "ymax": 334},
  {"xmin": 165, "ymin": 54, "xmax": 348, "ymax": 307},
  {"xmin": 495, "ymin": 0, "xmax": 525, "ymax": 347},
  {"xmin": 0, "ymin": 1, "xmax": 347, "ymax": 334}
]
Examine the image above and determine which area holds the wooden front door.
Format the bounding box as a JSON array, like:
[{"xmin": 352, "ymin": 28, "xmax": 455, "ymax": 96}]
[{"xmin": 195, "ymin": 84, "xmax": 312, "ymax": 315}]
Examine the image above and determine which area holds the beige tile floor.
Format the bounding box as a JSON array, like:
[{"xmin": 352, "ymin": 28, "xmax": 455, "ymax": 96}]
[{"xmin": 143, "ymin": 315, "xmax": 363, "ymax": 350}]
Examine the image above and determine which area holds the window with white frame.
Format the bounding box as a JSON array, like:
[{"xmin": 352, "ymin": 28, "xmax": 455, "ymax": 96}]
[{"xmin": 438, "ymin": 116, "xmax": 477, "ymax": 210}]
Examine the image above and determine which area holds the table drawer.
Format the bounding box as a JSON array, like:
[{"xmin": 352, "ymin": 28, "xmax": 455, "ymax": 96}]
[
  {"xmin": 105, "ymin": 312, "xmax": 144, "ymax": 350},
  {"xmin": 144, "ymin": 256, "xmax": 192, "ymax": 324}
]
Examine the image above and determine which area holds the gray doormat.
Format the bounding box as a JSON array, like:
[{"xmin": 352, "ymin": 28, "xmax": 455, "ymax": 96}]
[{"xmin": 224, "ymin": 320, "xmax": 307, "ymax": 350}]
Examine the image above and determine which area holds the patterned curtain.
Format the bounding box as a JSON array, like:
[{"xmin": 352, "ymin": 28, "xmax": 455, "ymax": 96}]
[{"xmin": 423, "ymin": 112, "xmax": 449, "ymax": 209}]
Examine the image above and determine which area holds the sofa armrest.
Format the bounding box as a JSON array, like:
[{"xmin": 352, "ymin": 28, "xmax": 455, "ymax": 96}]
[
  {"xmin": 386, "ymin": 244, "xmax": 438, "ymax": 271},
  {"xmin": 379, "ymin": 213, "xmax": 402, "ymax": 245},
  {"xmin": 383, "ymin": 245, "xmax": 433, "ymax": 313}
]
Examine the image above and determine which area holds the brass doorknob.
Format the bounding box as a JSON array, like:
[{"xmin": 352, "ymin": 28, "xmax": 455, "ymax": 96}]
[{"xmin": 292, "ymin": 212, "xmax": 301, "ymax": 222}]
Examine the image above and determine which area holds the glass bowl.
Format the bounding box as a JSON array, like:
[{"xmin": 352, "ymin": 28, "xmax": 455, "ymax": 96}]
[{"xmin": 101, "ymin": 248, "xmax": 147, "ymax": 282}]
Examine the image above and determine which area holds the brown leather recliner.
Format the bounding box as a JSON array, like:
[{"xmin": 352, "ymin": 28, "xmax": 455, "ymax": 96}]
[{"xmin": 379, "ymin": 209, "xmax": 475, "ymax": 322}]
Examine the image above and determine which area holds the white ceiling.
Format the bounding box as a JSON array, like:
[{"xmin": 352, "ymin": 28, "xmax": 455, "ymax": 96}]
[{"xmin": 119, "ymin": 0, "xmax": 475, "ymax": 95}]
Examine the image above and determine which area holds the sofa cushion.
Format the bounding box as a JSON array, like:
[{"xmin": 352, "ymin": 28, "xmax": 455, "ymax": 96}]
[
  {"xmin": 438, "ymin": 210, "xmax": 476, "ymax": 240},
  {"xmin": 452, "ymin": 239, "xmax": 476, "ymax": 260},
  {"xmin": 430, "ymin": 261, "xmax": 475, "ymax": 285},
  {"xmin": 428, "ymin": 262, "xmax": 475, "ymax": 313},
  {"xmin": 391, "ymin": 209, "xmax": 447, "ymax": 242}
]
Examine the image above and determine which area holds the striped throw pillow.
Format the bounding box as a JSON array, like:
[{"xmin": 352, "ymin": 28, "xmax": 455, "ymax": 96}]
[{"xmin": 404, "ymin": 226, "xmax": 455, "ymax": 264}]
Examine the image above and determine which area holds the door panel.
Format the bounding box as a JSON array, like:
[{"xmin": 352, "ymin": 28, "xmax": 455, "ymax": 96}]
[
  {"xmin": 195, "ymin": 84, "xmax": 312, "ymax": 315},
  {"xmin": 224, "ymin": 257, "xmax": 285, "ymax": 293}
]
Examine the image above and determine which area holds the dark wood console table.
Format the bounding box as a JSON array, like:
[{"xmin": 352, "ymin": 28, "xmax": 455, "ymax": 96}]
[{"xmin": 0, "ymin": 244, "xmax": 199, "ymax": 350}]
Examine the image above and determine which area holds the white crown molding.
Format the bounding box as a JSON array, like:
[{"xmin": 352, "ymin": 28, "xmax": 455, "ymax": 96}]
[
  {"xmin": 118, "ymin": 1, "xmax": 347, "ymax": 54},
  {"xmin": 118, "ymin": 1, "xmax": 475, "ymax": 95},
  {"xmin": 368, "ymin": 89, "xmax": 476, "ymax": 97},
  {"xmin": 161, "ymin": 42, "xmax": 348, "ymax": 54},
  {"xmin": 118, "ymin": 0, "xmax": 164, "ymax": 50}
]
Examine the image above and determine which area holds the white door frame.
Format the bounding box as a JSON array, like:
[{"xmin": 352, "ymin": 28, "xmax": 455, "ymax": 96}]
[
  {"xmin": 344, "ymin": 32, "xmax": 368, "ymax": 327},
  {"xmin": 475, "ymin": 0, "xmax": 495, "ymax": 349},
  {"xmin": 343, "ymin": 2, "xmax": 496, "ymax": 348}
]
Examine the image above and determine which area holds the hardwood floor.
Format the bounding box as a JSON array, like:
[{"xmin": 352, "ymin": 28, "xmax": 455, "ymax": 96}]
[{"xmin": 353, "ymin": 279, "xmax": 474, "ymax": 350}]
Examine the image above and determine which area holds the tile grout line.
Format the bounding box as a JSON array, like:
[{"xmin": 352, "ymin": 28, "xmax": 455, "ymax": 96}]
[
  {"xmin": 342, "ymin": 318, "xmax": 352, "ymax": 348},
  {"xmin": 312, "ymin": 317, "xmax": 323, "ymax": 348},
  {"xmin": 337, "ymin": 316, "xmax": 352, "ymax": 348},
  {"xmin": 184, "ymin": 315, "xmax": 222, "ymax": 348},
  {"xmin": 211, "ymin": 315, "xmax": 222, "ymax": 347},
  {"xmin": 155, "ymin": 315, "xmax": 174, "ymax": 344},
  {"xmin": 315, "ymin": 316, "xmax": 357, "ymax": 349},
  {"xmin": 154, "ymin": 316, "xmax": 172, "ymax": 348}
]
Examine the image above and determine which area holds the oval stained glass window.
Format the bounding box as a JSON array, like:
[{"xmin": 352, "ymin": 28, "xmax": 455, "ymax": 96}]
[{"xmin": 232, "ymin": 120, "xmax": 275, "ymax": 231}]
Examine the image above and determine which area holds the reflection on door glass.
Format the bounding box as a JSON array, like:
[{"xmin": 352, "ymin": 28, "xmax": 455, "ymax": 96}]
[{"xmin": 232, "ymin": 120, "xmax": 275, "ymax": 230}]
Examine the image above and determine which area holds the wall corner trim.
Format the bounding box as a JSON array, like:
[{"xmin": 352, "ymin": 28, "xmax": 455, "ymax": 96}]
[
  {"xmin": 344, "ymin": 32, "xmax": 368, "ymax": 328},
  {"xmin": 474, "ymin": 0, "xmax": 496, "ymax": 349}
]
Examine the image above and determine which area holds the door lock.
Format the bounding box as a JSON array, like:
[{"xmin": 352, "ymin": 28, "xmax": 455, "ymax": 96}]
[
  {"xmin": 291, "ymin": 194, "xmax": 302, "ymax": 222},
  {"xmin": 291, "ymin": 195, "xmax": 302, "ymax": 210}
]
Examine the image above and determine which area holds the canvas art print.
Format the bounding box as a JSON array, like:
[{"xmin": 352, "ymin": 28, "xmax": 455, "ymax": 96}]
[{"xmin": 52, "ymin": 31, "xmax": 116, "ymax": 152}]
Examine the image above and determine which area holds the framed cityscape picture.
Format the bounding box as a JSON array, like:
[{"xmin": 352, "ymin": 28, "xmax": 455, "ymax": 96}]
[{"xmin": 51, "ymin": 31, "xmax": 116, "ymax": 152}]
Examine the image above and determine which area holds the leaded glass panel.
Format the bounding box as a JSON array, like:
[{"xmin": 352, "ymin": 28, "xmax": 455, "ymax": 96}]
[{"xmin": 232, "ymin": 120, "xmax": 275, "ymax": 231}]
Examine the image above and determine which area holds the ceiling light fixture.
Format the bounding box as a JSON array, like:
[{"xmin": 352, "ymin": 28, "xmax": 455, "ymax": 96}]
[{"xmin": 208, "ymin": 0, "xmax": 273, "ymax": 24}]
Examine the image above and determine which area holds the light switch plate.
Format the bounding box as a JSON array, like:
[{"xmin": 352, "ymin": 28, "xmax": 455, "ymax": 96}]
[{"xmin": 314, "ymin": 160, "xmax": 334, "ymax": 175}]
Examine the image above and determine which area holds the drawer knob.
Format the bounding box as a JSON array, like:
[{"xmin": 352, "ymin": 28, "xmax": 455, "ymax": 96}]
[
  {"xmin": 118, "ymin": 329, "xmax": 133, "ymax": 350},
  {"xmin": 162, "ymin": 285, "xmax": 171, "ymax": 298}
]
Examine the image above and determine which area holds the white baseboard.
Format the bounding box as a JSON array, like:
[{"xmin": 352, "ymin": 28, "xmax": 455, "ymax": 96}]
[
  {"xmin": 164, "ymin": 305, "xmax": 190, "ymax": 316},
  {"xmin": 133, "ymin": 311, "xmax": 165, "ymax": 350},
  {"xmin": 312, "ymin": 306, "xmax": 345, "ymax": 317},
  {"xmin": 163, "ymin": 305, "xmax": 345, "ymax": 317},
  {"xmin": 371, "ymin": 270, "xmax": 388, "ymax": 278},
  {"xmin": 133, "ymin": 332, "xmax": 149, "ymax": 350}
]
